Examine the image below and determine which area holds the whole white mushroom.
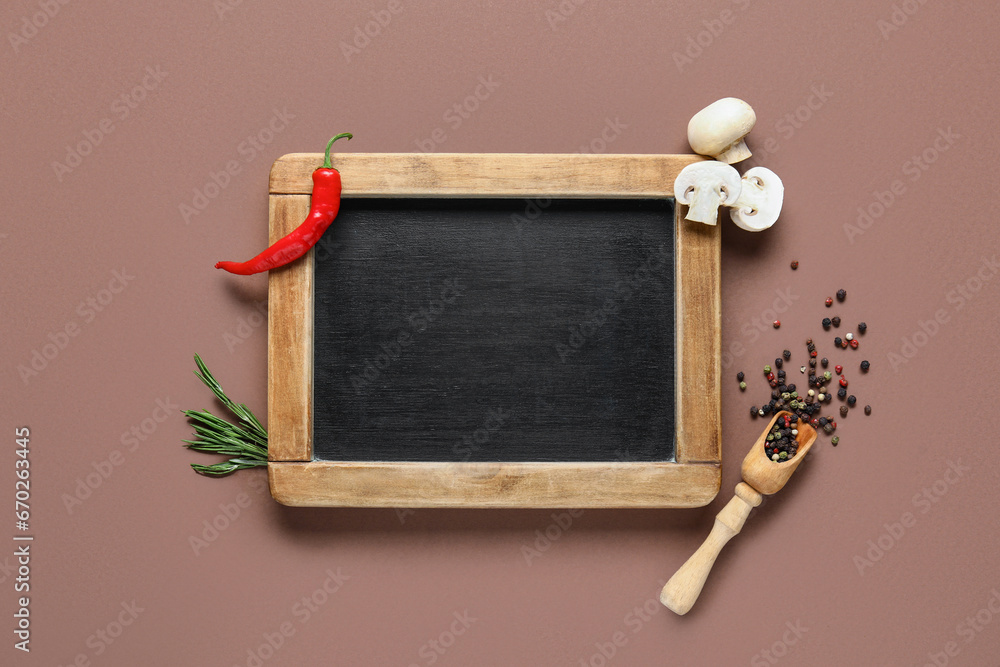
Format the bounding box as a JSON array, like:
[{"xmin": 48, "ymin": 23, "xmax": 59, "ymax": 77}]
[
  {"xmin": 727, "ymin": 167, "xmax": 784, "ymax": 232},
  {"xmin": 673, "ymin": 161, "xmax": 742, "ymax": 226},
  {"xmin": 687, "ymin": 98, "xmax": 757, "ymax": 164}
]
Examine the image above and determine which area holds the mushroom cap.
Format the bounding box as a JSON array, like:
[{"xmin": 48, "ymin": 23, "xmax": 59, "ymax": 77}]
[
  {"xmin": 687, "ymin": 98, "xmax": 757, "ymax": 161},
  {"xmin": 729, "ymin": 167, "xmax": 784, "ymax": 232},
  {"xmin": 673, "ymin": 161, "xmax": 743, "ymax": 225}
]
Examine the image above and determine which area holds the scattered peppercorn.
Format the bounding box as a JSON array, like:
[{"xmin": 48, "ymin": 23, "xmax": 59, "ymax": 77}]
[
  {"xmin": 834, "ymin": 337, "xmax": 843, "ymax": 347},
  {"xmin": 821, "ymin": 357, "xmax": 828, "ymax": 368},
  {"xmin": 740, "ymin": 381, "xmax": 747, "ymax": 391},
  {"xmin": 864, "ymin": 405, "xmax": 872, "ymax": 415},
  {"xmin": 822, "ymin": 318, "xmax": 832, "ymax": 329},
  {"xmin": 837, "ymin": 289, "xmax": 846, "ymax": 301},
  {"xmin": 861, "ymin": 360, "xmax": 870, "ymax": 372},
  {"xmin": 837, "ymin": 387, "xmax": 847, "ymax": 399},
  {"xmin": 849, "ymin": 339, "xmax": 859, "ymax": 349},
  {"xmin": 831, "ymin": 436, "xmax": 839, "ymax": 446},
  {"xmin": 783, "ymin": 349, "xmax": 791, "ymax": 360},
  {"xmin": 823, "ymin": 423, "xmax": 833, "ymax": 434},
  {"xmin": 840, "ymin": 405, "xmax": 849, "ymax": 417},
  {"xmin": 773, "ymin": 320, "xmax": 781, "ymax": 329},
  {"xmin": 839, "ymin": 376, "xmax": 848, "ymax": 388},
  {"xmin": 832, "ymin": 316, "xmax": 841, "ymax": 327},
  {"xmin": 809, "ymin": 358, "xmax": 817, "ymax": 368},
  {"xmin": 834, "ymin": 364, "xmax": 842, "ymax": 374},
  {"xmin": 737, "ymin": 371, "xmax": 745, "ymax": 381},
  {"xmin": 845, "ymin": 332, "xmax": 854, "ymax": 341},
  {"xmin": 858, "ymin": 322, "xmax": 867, "ymax": 334},
  {"xmin": 847, "ymin": 395, "xmax": 857, "ymax": 406},
  {"xmin": 825, "ymin": 297, "xmax": 833, "ymax": 307},
  {"xmin": 764, "ymin": 365, "xmax": 772, "ymax": 373},
  {"xmin": 791, "ymin": 260, "xmax": 799, "ymax": 270},
  {"xmin": 750, "ymin": 406, "xmax": 758, "ymax": 417}
]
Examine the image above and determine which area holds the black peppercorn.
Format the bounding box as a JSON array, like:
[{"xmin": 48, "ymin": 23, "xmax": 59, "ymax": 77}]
[
  {"xmin": 837, "ymin": 289, "xmax": 847, "ymax": 301},
  {"xmin": 823, "ymin": 423, "xmax": 833, "ymax": 434},
  {"xmin": 809, "ymin": 358, "xmax": 817, "ymax": 368},
  {"xmin": 840, "ymin": 405, "xmax": 849, "ymax": 417},
  {"xmin": 737, "ymin": 371, "xmax": 745, "ymax": 381},
  {"xmin": 831, "ymin": 316, "xmax": 841, "ymax": 327},
  {"xmin": 858, "ymin": 322, "xmax": 867, "ymax": 334},
  {"xmin": 864, "ymin": 405, "xmax": 872, "ymax": 415},
  {"xmin": 837, "ymin": 387, "xmax": 847, "ymax": 399},
  {"xmin": 834, "ymin": 337, "xmax": 843, "ymax": 347},
  {"xmin": 821, "ymin": 357, "xmax": 828, "ymax": 368},
  {"xmin": 783, "ymin": 349, "xmax": 791, "ymax": 360},
  {"xmin": 818, "ymin": 417, "xmax": 827, "ymax": 427},
  {"xmin": 750, "ymin": 406, "xmax": 758, "ymax": 417},
  {"xmin": 775, "ymin": 358, "xmax": 783, "ymax": 369},
  {"xmin": 822, "ymin": 318, "xmax": 832, "ymax": 329},
  {"xmin": 786, "ymin": 384, "xmax": 796, "ymax": 392},
  {"xmin": 861, "ymin": 360, "xmax": 870, "ymax": 372},
  {"xmin": 847, "ymin": 395, "xmax": 857, "ymax": 406}
]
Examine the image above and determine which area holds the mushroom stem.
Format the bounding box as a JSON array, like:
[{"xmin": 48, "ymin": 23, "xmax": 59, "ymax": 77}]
[{"xmin": 715, "ymin": 139, "xmax": 752, "ymax": 165}]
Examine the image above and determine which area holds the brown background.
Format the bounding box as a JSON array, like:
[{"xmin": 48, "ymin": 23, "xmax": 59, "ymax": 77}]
[{"xmin": 4, "ymin": 1, "xmax": 1000, "ymax": 665}]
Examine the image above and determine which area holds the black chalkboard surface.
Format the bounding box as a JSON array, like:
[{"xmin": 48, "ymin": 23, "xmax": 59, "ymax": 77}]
[
  {"xmin": 265, "ymin": 152, "xmax": 719, "ymax": 508},
  {"xmin": 313, "ymin": 198, "xmax": 675, "ymax": 463}
]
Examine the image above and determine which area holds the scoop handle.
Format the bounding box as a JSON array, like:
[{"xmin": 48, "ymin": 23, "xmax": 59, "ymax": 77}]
[{"xmin": 660, "ymin": 482, "xmax": 762, "ymax": 615}]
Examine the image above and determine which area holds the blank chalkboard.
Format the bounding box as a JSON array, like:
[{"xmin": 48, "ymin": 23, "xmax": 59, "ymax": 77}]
[
  {"xmin": 313, "ymin": 198, "xmax": 675, "ymax": 463},
  {"xmin": 266, "ymin": 153, "xmax": 720, "ymax": 508}
]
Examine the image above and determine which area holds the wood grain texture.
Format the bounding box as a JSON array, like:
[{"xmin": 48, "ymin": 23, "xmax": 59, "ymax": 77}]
[
  {"xmin": 269, "ymin": 153, "xmax": 703, "ymax": 197},
  {"xmin": 267, "ymin": 194, "xmax": 313, "ymax": 461},
  {"xmin": 266, "ymin": 153, "xmax": 721, "ymax": 506},
  {"xmin": 268, "ymin": 460, "xmax": 719, "ymax": 508}
]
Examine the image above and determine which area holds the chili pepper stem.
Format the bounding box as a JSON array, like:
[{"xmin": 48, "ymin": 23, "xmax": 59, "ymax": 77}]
[{"xmin": 323, "ymin": 132, "xmax": 353, "ymax": 168}]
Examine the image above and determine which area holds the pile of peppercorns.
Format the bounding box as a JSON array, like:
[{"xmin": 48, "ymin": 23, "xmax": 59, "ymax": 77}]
[
  {"xmin": 764, "ymin": 413, "xmax": 802, "ymax": 462},
  {"xmin": 738, "ymin": 282, "xmax": 872, "ymax": 448}
]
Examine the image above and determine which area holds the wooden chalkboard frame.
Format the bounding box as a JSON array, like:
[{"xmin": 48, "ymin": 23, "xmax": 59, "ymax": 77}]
[{"xmin": 266, "ymin": 153, "xmax": 720, "ymax": 508}]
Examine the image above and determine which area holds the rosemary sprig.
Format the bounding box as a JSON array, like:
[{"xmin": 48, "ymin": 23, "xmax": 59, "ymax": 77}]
[{"xmin": 182, "ymin": 354, "xmax": 268, "ymax": 476}]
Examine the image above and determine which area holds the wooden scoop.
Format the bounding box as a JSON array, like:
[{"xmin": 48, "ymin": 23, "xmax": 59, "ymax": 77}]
[{"xmin": 660, "ymin": 411, "xmax": 817, "ymax": 615}]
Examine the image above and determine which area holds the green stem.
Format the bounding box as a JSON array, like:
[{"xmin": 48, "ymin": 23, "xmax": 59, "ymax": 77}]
[{"xmin": 323, "ymin": 132, "xmax": 353, "ymax": 169}]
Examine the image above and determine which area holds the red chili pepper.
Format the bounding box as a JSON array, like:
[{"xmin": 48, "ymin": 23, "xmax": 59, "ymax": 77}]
[{"xmin": 215, "ymin": 133, "xmax": 352, "ymax": 275}]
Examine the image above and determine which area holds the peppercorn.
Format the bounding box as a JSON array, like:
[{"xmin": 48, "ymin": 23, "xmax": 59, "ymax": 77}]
[
  {"xmin": 739, "ymin": 381, "xmax": 747, "ymax": 390},
  {"xmin": 787, "ymin": 384, "xmax": 796, "ymax": 392},
  {"xmin": 818, "ymin": 417, "xmax": 827, "ymax": 426},
  {"xmin": 858, "ymin": 322, "xmax": 867, "ymax": 334},
  {"xmin": 821, "ymin": 357, "xmax": 828, "ymax": 368},
  {"xmin": 773, "ymin": 320, "xmax": 781, "ymax": 329},
  {"xmin": 847, "ymin": 395, "xmax": 857, "ymax": 406},
  {"xmin": 864, "ymin": 405, "xmax": 872, "ymax": 415},
  {"xmin": 850, "ymin": 339, "xmax": 859, "ymax": 349},
  {"xmin": 777, "ymin": 369, "xmax": 786, "ymax": 379},
  {"xmin": 783, "ymin": 349, "xmax": 791, "ymax": 360},
  {"xmin": 831, "ymin": 436, "xmax": 839, "ymax": 446},
  {"xmin": 841, "ymin": 339, "xmax": 849, "ymax": 348},
  {"xmin": 824, "ymin": 371, "xmax": 832, "ymax": 381},
  {"xmin": 764, "ymin": 365, "xmax": 771, "ymax": 373},
  {"xmin": 810, "ymin": 350, "xmax": 817, "ymax": 358},
  {"xmin": 800, "ymin": 365, "xmax": 806, "ymax": 373},
  {"xmin": 825, "ymin": 297, "xmax": 833, "ymax": 307},
  {"xmin": 737, "ymin": 371, "xmax": 745, "ymax": 381},
  {"xmin": 834, "ymin": 364, "xmax": 842, "ymax": 374},
  {"xmin": 809, "ymin": 359, "xmax": 817, "ymax": 368},
  {"xmin": 750, "ymin": 406, "xmax": 758, "ymax": 417},
  {"xmin": 805, "ymin": 338, "xmax": 813, "ymax": 346},
  {"xmin": 775, "ymin": 358, "xmax": 783, "ymax": 369},
  {"xmin": 840, "ymin": 406, "xmax": 848, "ymax": 417},
  {"xmin": 834, "ymin": 337, "xmax": 842, "ymax": 347},
  {"xmin": 832, "ymin": 316, "xmax": 841, "ymax": 327},
  {"xmin": 839, "ymin": 376, "xmax": 848, "ymax": 387},
  {"xmin": 837, "ymin": 289, "xmax": 846, "ymax": 301},
  {"xmin": 817, "ymin": 393, "xmax": 825, "ymax": 401},
  {"xmin": 837, "ymin": 387, "xmax": 847, "ymax": 399},
  {"xmin": 823, "ymin": 423, "xmax": 833, "ymax": 434},
  {"xmin": 791, "ymin": 260, "xmax": 799, "ymax": 270},
  {"xmin": 845, "ymin": 332, "xmax": 854, "ymax": 341},
  {"xmin": 822, "ymin": 318, "xmax": 832, "ymax": 329},
  {"xmin": 861, "ymin": 360, "xmax": 870, "ymax": 372}
]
